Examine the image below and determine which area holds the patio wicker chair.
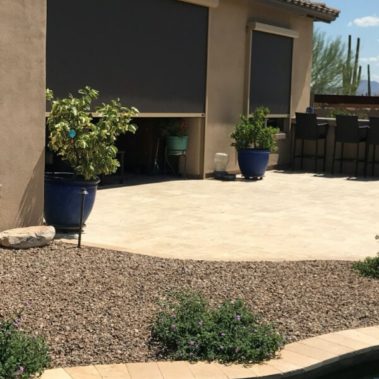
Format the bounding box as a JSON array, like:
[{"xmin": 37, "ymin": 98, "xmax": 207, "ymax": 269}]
[
  {"xmin": 293, "ymin": 112, "xmax": 329, "ymax": 172},
  {"xmin": 366, "ymin": 117, "xmax": 379, "ymax": 177},
  {"xmin": 332, "ymin": 115, "xmax": 367, "ymax": 177}
]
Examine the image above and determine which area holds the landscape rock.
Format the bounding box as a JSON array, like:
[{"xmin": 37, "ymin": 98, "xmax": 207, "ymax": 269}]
[
  {"xmin": 0, "ymin": 242, "xmax": 378, "ymax": 367},
  {"xmin": 0, "ymin": 226, "xmax": 55, "ymax": 249}
]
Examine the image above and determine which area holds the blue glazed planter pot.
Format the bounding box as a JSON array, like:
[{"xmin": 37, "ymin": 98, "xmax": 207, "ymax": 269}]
[
  {"xmin": 237, "ymin": 149, "xmax": 270, "ymax": 179},
  {"xmin": 44, "ymin": 172, "xmax": 100, "ymax": 230}
]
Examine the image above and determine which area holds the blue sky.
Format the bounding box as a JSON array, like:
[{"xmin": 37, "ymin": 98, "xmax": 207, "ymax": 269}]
[{"xmin": 316, "ymin": 0, "xmax": 379, "ymax": 82}]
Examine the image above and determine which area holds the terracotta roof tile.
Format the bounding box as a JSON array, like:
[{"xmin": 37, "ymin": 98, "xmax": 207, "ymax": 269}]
[{"xmin": 276, "ymin": 0, "xmax": 340, "ymax": 21}]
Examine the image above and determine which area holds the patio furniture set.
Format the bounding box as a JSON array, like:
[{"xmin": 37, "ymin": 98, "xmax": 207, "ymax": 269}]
[{"xmin": 293, "ymin": 113, "xmax": 379, "ymax": 177}]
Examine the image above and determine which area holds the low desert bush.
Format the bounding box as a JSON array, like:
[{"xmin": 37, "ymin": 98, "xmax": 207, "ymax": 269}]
[
  {"xmin": 352, "ymin": 253, "xmax": 379, "ymax": 279},
  {"xmin": 151, "ymin": 292, "xmax": 283, "ymax": 364},
  {"xmin": 0, "ymin": 313, "xmax": 50, "ymax": 379}
]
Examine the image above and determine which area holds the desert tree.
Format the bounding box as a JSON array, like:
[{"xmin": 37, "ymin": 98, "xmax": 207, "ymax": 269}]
[{"xmin": 312, "ymin": 29, "xmax": 345, "ymax": 94}]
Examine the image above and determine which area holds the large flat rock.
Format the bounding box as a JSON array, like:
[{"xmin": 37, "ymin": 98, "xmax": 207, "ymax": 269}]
[{"xmin": 0, "ymin": 226, "xmax": 55, "ymax": 249}]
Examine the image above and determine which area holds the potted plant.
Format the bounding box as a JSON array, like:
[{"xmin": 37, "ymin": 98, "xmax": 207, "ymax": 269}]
[
  {"xmin": 45, "ymin": 86, "xmax": 138, "ymax": 230},
  {"xmin": 160, "ymin": 118, "xmax": 189, "ymax": 154},
  {"xmin": 231, "ymin": 107, "xmax": 278, "ymax": 179}
]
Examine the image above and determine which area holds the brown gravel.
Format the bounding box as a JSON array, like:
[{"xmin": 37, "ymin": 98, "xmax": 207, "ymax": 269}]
[{"xmin": 0, "ymin": 242, "xmax": 378, "ymax": 368}]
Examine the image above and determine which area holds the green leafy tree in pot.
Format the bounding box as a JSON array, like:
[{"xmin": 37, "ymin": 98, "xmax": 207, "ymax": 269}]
[
  {"xmin": 46, "ymin": 86, "xmax": 138, "ymax": 181},
  {"xmin": 159, "ymin": 118, "xmax": 189, "ymax": 153},
  {"xmin": 231, "ymin": 107, "xmax": 278, "ymax": 151},
  {"xmin": 159, "ymin": 118, "xmax": 189, "ymax": 137}
]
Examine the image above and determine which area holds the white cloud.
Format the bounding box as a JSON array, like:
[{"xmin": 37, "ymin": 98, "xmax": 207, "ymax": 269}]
[{"xmin": 352, "ymin": 16, "xmax": 379, "ymax": 27}]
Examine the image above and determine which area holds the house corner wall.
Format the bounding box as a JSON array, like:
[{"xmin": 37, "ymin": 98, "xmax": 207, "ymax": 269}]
[{"xmin": 0, "ymin": 0, "xmax": 46, "ymax": 231}]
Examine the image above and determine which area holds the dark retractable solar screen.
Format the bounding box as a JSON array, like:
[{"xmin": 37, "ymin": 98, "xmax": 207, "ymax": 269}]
[
  {"xmin": 249, "ymin": 31, "xmax": 293, "ymax": 115},
  {"xmin": 47, "ymin": 0, "xmax": 208, "ymax": 113}
]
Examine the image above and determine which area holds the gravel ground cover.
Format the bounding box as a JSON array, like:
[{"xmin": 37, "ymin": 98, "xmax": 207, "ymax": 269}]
[{"xmin": 0, "ymin": 242, "xmax": 378, "ymax": 368}]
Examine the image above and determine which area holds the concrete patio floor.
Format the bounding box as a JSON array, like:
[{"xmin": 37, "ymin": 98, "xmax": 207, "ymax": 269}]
[{"xmin": 80, "ymin": 171, "xmax": 379, "ymax": 261}]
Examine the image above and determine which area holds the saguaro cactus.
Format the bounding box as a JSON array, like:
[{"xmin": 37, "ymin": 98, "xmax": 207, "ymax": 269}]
[
  {"xmin": 342, "ymin": 35, "xmax": 362, "ymax": 95},
  {"xmin": 367, "ymin": 64, "xmax": 372, "ymax": 96}
]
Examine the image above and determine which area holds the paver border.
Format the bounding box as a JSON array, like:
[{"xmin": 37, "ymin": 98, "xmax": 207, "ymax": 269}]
[{"xmin": 41, "ymin": 325, "xmax": 379, "ymax": 379}]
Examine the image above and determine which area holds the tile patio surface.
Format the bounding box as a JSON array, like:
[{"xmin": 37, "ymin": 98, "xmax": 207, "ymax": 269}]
[
  {"xmin": 41, "ymin": 325, "xmax": 379, "ymax": 379},
  {"xmin": 79, "ymin": 171, "xmax": 379, "ymax": 261}
]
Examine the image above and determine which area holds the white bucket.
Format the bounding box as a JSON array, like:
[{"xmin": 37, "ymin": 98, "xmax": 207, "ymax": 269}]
[{"xmin": 214, "ymin": 152, "xmax": 229, "ymax": 172}]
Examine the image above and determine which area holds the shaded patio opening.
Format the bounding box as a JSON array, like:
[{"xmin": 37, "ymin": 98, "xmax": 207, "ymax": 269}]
[{"xmin": 45, "ymin": 117, "xmax": 197, "ymax": 186}]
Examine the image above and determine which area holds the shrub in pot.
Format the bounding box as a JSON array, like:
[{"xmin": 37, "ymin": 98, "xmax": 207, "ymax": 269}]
[
  {"xmin": 45, "ymin": 87, "xmax": 138, "ymax": 230},
  {"xmin": 231, "ymin": 107, "xmax": 278, "ymax": 179},
  {"xmin": 160, "ymin": 118, "xmax": 189, "ymax": 154}
]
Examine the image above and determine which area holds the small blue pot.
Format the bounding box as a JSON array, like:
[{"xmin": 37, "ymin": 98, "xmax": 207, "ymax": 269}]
[
  {"xmin": 237, "ymin": 149, "xmax": 270, "ymax": 179},
  {"xmin": 44, "ymin": 172, "xmax": 100, "ymax": 230}
]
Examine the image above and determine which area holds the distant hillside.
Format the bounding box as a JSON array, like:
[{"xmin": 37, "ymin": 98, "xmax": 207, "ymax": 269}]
[{"xmin": 357, "ymin": 80, "xmax": 379, "ymax": 96}]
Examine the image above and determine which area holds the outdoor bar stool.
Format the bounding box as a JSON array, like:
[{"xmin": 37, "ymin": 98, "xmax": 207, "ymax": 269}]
[
  {"xmin": 293, "ymin": 112, "xmax": 329, "ymax": 172},
  {"xmin": 366, "ymin": 117, "xmax": 379, "ymax": 176},
  {"xmin": 332, "ymin": 115, "xmax": 367, "ymax": 177}
]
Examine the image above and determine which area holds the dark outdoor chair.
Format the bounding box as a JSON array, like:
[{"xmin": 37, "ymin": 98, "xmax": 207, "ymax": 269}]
[
  {"xmin": 293, "ymin": 112, "xmax": 329, "ymax": 172},
  {"xmin": 332, "ymin": 115, "xmax": 367, "ymax": 177},
  {"xmin": 366, "ymin": 117, "xmax": 379, "ymax": 176}
]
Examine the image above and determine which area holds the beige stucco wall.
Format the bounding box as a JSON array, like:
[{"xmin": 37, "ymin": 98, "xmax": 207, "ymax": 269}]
[
  {"xmin": 0, "ymin": 0, "xmax": 46, "ymax": 230},
  {"xmin": 180, "ymin": 118, "xmax": 205, "ymax": 178},
  {"xmin": 204, "ymin": 0, "xmax": 313, "ymax": 175}
]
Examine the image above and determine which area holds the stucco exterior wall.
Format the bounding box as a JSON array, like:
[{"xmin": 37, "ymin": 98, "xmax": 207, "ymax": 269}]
[
  {"xmin": 183, "ymin": 118, "xmax": 205, "ymax": 177},
  {"xmin": 204, "ymin": 0, "xmax": 313, "ymax": 174},
  {"xmin": 0, "ymin": 0, "xmax": 46, "ymax": 230}
]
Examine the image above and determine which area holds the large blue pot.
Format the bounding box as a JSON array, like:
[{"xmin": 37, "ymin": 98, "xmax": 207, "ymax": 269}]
[
  {"xmin": 237, "ymin": 149, "xmax": 270, "ymax": 179},
  {"xmin": 44, "ymin": 172, "xmax": 100, "ymax": 230}
]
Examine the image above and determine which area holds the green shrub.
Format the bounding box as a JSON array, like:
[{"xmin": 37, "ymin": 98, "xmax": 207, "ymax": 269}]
[
  {"xmin": 151, "ymin": 292, "xmax": 283, "ymax": 364},
  {"xmin": 46, "ymin": 87, "xmax": 138, "ymax": 181},
  {"xmin": 231, "ymin": 107, "xmax": 279, "ymax": 151},
  {"xmin": 0, "ymin": 314, "xmax": 50, "ymax": 379},
  {"xmin": 327, "ymin": 108, "xmax": 368, "ymax": 119},
  {"xmin": 352, "ymin": 253, "xmax": 379, "ymax": 279},
  {"xmin": 159, "ymin": 118, "xmax": 188, "ymax": 137}
]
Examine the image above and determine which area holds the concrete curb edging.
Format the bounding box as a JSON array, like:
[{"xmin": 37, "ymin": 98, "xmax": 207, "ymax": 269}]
[{"xmin": 41, "ymin": 325, "xmax": 379, "ymax": 379}]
